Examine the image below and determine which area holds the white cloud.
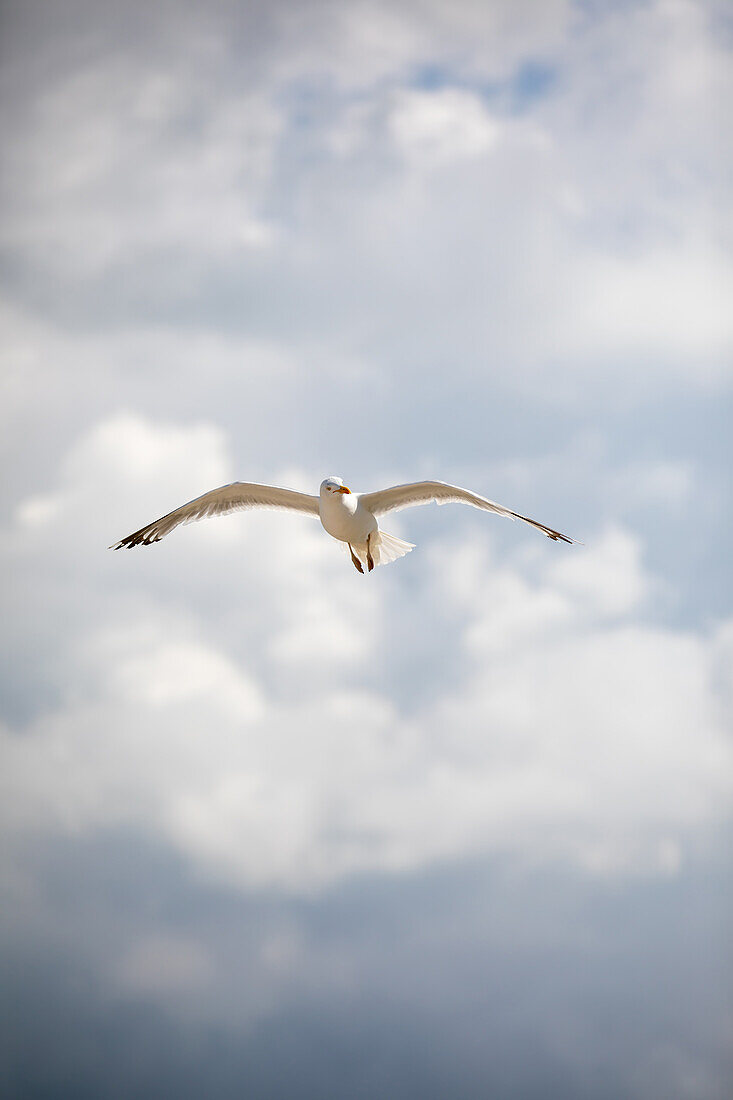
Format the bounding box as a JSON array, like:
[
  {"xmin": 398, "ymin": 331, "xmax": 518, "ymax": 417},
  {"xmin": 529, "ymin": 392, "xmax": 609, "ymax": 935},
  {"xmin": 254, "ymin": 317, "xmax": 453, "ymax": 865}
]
[
  {"xmin": 388, "ymin": 88, "xmax": 500, "ymax": 166},
  {"xmin": 12, "ymin": 411, "xmax": 232, "ymax": 543},
  {"xmin": 1, "ymin": 52, "xmax": 283, "ymax": 273},
  {"xmin": 566, "ymin": 244, "xmax": 733, "ymax": 367},
  {"xmin": 545, "ymin": 526, "xmax": 647, "ymax": 618},
  {"xmin": 107, "ymin": 629, "xmax": 264, "ymax": 717},
  {"xmin": 1, "ymin": 0, "xmax": 730, "ymax": 394},
  {"xmin": 269, "ymin": 0, "xmax": 571, "ymax": 90},
  {"xmin": 1, "ymin": 416, "xmax": 730, "ymax": 892}
]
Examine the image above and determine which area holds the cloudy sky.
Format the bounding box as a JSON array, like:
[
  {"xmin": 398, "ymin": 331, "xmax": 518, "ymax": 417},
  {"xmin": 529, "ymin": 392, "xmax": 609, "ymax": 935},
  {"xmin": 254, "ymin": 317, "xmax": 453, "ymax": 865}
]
[{"xmin": 1, "ymin": 0, "xmax": 731, "ymax": 1096}]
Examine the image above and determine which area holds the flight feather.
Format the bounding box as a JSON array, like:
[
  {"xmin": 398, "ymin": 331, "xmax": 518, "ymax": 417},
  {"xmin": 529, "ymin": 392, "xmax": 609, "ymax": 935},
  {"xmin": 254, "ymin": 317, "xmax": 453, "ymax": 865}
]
[
  {"xmin": 359, "ymin": 480, "xmax": 575, "ymax": 543},
  {"xmin": 111, "ymin": 482, "xmax": 319, "ymax": 549}
]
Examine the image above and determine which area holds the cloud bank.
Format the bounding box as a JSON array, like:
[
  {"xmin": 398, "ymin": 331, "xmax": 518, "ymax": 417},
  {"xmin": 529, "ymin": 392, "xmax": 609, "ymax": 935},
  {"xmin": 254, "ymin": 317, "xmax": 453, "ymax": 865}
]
[{"xmin": 1, "ymin": 1, "xmax": 731, "ymax": 1097}]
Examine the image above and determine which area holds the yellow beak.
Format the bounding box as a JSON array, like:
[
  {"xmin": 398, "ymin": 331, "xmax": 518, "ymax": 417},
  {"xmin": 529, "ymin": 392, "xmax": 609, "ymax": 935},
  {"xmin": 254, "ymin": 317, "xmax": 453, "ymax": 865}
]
[{"xmin": 337, "ymin": 486, "xmax": 351, "ymax": 494}]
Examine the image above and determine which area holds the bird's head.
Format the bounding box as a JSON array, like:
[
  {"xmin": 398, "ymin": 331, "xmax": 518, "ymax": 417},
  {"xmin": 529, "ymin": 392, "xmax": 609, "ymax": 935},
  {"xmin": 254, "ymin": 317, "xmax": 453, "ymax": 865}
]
[{"xmin": 321, "ymin": 476, "xmax": 352, "ymax": 495}]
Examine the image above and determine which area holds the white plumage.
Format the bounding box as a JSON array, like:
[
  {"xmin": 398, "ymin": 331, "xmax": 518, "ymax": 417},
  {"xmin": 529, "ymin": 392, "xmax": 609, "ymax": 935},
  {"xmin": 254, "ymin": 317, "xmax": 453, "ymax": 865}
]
[{"xmin": 111, "ymin": 475, "xmax": 576, "ymax": 572}]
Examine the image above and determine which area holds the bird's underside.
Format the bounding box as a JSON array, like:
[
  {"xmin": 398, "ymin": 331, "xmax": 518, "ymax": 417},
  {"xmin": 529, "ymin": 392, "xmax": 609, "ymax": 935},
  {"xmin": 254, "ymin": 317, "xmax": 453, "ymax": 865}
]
[{"xmin": 111, "ymin": 477, "xmax": 577, "ymax": 571}]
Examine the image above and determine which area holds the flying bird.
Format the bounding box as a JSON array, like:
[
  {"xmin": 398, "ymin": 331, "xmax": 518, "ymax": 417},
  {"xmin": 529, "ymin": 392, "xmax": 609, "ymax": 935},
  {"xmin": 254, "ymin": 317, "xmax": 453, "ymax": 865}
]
[{"xmin": 111, "ymin": 477, "xmax": 576, "ymax": 572}]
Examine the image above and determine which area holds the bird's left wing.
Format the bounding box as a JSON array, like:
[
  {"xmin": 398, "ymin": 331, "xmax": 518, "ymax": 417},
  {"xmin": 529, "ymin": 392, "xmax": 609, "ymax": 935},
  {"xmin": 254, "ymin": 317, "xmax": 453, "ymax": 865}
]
[
  {"xmin": 359, "ymin": 481, "xmax": 576, "ymax": 543},
  {"xmin": 111, "ymin": 482, "xmax": 319, "ymax": 549}
]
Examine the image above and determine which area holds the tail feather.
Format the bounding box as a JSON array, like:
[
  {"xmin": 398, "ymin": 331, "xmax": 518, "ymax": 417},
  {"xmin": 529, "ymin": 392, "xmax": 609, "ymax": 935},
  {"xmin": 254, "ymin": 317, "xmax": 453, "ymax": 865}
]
[
  {"xmin": 371, "ymin": 529, "xmax": 415, "ymax": 567},
  {"xmin": 338, "ymin": 530, "xmax": 415, "ymax": 570}
]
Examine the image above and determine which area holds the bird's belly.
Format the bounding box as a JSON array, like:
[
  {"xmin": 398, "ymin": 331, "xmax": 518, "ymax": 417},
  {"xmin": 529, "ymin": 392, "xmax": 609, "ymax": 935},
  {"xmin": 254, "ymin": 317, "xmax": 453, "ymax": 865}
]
[{"xmin": 320, "ymin": 500, "xmax": 376, "ymax": 544}]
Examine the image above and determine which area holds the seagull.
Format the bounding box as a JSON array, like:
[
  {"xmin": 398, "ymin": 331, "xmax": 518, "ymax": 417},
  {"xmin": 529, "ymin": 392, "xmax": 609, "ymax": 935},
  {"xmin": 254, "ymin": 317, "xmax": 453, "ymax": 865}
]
[{"xmin": 111, "ymin": 476, "xmax": 576, "ymax": 572}]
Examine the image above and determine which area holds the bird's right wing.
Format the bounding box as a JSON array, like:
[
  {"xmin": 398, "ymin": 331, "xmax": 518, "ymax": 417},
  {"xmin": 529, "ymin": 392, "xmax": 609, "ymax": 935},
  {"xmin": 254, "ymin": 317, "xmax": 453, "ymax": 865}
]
[
  {"xmin": 359, "ymin": 480, "xmax": 576, "ymax": 543},
  {"xmin": 111, "ymin": 482, "xmax": 319, "ymax": 549}
]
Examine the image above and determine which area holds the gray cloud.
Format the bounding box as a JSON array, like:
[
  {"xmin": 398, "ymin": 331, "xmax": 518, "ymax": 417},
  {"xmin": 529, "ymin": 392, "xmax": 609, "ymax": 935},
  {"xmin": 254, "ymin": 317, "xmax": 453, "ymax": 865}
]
[{"xmin": 2, "ymin": 832, "xmax": 731, "ymax": 1098}]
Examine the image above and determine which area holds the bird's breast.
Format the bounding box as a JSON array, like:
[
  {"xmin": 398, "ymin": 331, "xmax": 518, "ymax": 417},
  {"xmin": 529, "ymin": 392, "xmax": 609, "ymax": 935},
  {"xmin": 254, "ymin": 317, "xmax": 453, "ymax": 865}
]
[{"xmin": 319, "ymin": 495, "xmax": 375, "ymax": 542}]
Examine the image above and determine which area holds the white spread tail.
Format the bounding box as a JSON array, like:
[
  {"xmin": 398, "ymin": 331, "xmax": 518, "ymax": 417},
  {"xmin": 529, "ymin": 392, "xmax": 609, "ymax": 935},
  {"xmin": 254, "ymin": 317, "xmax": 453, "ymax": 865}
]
[
  {"xmin": 338, "ymin": 530, "xmax": 415, "ymax": 569},
  {"xmin": 371, "ymin": 530, "xmax": 415, "ymax": 567}
]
